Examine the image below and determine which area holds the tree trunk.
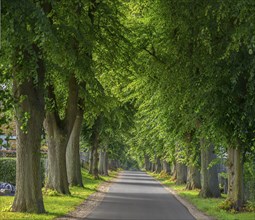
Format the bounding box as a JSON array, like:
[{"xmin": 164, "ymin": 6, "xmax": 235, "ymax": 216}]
[
  {"xmin": 144, "ymin": 155, "xmax": 151, "ymax": 171},
  {"xmin": 109, "ymin": 159, "xmax": 118, "ymax": 171},
  {"xmin": 45, "ymin": 75, "xmax": 79, "ymax": 194},
  {"xmin": 91, "ymin": 116, "xmax": 101, "ymax": 179},
  {"xmin": 172, "ymin": 160, "xmax": 177, "ymax": 180},
  {"xmin": 176, "ymin": 162, "xmax": 187, "ymax": 185},
  {"xmin": 199, "ymin": 141, "xmax": 221, "ymax": 198},
  {"xmin": 12, "ymin": 46, "xmax": 45, "ymax": 213},
  {"xmin": 93, "ymin": 147, "xmax": 99, "ymax": 179},
  {"xmin": 163, "ymin": 160, "xmax": 171, "ymax": 175},
  {"xmin": 103, "ymin": 151, "xmax": 109, "ymax": 176},
  {"xmin": 98, "ymin": 149, "xmax": 104, "ymax": 175},
  {"xmin": 186, "ymin": 165, "xmax": 201, "ymax": 190},
  {"xmin": 99, "ymin": 149, "xmax": 108, "ymax": 176},
  {"xmin": 89, "ymin": 150, "xmax": 94, "ymax": 174},
  {"xmin": 151, "ymin": 163, "xmax": 155, "ymax": 172},
  {"xmin": 227, "ymin": 147, "xmax": 244, "ymax": 210},
  {"xmin": 45, "ymin": 113, "xmax": 70, "ymax": 194},
  {"xmin": 66, "ymin": 108, "xmax": 84, "ymax": 187},
  {"xmin": 155, "ymin": 157, "xmax": 162, "ymax": 173}
]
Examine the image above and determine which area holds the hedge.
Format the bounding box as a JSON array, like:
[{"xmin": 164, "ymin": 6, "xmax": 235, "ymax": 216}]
[
  {"xmin": 0, "ymin": 158, "xmax": 16, "ymax": 185},
  {"xmin": 0, "ymin": 158, "xmax": 46, "ymax": 186}
]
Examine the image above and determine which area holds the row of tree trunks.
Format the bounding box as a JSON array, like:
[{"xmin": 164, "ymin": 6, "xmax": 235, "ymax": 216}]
[
  {"xmin": 108, "ymin": 159, "xmax": 119, "ymax": 170},
  {"xmin": 12, "ymin": 46, "xmax": 46, "ymax": 213}
]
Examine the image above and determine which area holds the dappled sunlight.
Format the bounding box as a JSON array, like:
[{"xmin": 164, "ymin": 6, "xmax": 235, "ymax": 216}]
[{"xmin": 0, "ymin": 169, "xmax": 116, "ymax": 220}]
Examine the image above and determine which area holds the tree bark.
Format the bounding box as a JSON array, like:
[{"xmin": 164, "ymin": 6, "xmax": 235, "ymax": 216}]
[
  {"xmin": 199, "ymin": 141, "xmax": 221, "ymax": 198},
  {"xmin": 155, "ymin": 157, "xmax": 162, "ymax": 173},
  {"xmin": 144, "ymin": 154, "xmax": 151, "ymax": 171},
  {"xmin": 45, "ymin": 113, "xmax": 70, "ymax": 194},
  {"xmin": 89, "ymin": 150, "xmax": 94, "ymax": 174},
  {"xmin": 93, "ymin": 147, "xmax": 99, "ymax": 179},
  {"xmin": 45, "ymin": 75, "xmax": 79, "ymax": 194},
  {"xmin": 90, "ymin": 116, "xmax": 101, "ymax": 179},
  {"xmin": 162, "ymin": 160, "xmax": 171, "ymax": 175},
  {"xmin": 103, "ymin": 151, "xmax": 109, "ymax": 176},
  {"xmin": 227, "ymin": 147, "xmax": 244, "ymax": 210},
  {"xmin": 12, "ymin": 45, "xmax": 45, "ymax": 213},
  {"xmin": 66, "ymin": 107, "xmax": 84, "ymax": 187},
  {"xmin": 109, "ymin": 159, "xmax": 118, "ymax": 171},
  {"xmin": 99, "ymin": 149, "xmax": 108, "ymax": 176},
  {"xmin": 186, "ymin": 165, "xmax": 201, "ymax": 190},
  {"xmin": 98, "ymin": 149, "xmax": 104, "ymax": 175},
  {"xmin": 151, "ymin": 163, "xmax": 155, "ymax": 172},
  {"xmin": 172, "ymin": 160, "xmax": 177, "ymax": 180},
  {"xmin": 176, "ymin": 162, "xmax": 187, "ymax": 185}
]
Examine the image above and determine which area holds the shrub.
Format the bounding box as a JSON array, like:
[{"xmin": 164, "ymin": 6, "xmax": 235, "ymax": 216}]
[
  {"xmin": 218, "ymin": 199, "xmax": 234, "ymax": 211},
  {"xmin": 0, "ymin": 158, "xmax": 46, "ymax": 186},
  {"xmin": 0, "ymin": 158, "xmax": 16, "ymax": 185}
]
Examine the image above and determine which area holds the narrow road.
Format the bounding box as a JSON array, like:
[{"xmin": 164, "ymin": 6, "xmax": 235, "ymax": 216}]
[{"xmin": 85, "ymin": 171, "xmax": 195, "ymax": 220}]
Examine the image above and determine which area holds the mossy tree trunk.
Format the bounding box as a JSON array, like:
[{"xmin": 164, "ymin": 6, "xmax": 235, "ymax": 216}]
[{"xmin": 12, "ymin": 46, "xmax": 45, "ymax": 213}]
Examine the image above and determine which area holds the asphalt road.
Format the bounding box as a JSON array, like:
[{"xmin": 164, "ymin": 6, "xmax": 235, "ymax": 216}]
[{"xmin": 85, "ymin": 171, "xmax": 195, "ymax": 220}]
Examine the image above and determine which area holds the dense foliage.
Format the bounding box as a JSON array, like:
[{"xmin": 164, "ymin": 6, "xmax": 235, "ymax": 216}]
[{"xmin": 0, "ymin": 0, "xmax": 254, "ymax": 215}]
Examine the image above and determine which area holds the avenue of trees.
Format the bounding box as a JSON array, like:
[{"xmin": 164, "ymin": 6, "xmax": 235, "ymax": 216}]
[{"xmin": 0, "ymin": 0, "xmax": 255, "ymax": 214}]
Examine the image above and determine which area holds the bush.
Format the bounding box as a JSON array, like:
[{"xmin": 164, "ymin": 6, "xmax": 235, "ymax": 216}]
[
  {"xmin": 218, "ymin": 199, "xmax": 234, "ymax": 211},
  {"xmin": 0, "ymin": 158, "xmax": 46, "ymax": 186},
  {"xmin": 0, "ymin": 158, "xmax": 16, "ymax": 185}
]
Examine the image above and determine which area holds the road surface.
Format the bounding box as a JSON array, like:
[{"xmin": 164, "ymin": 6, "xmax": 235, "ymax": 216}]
[{"xmin": 85, "ymin": 171, "xmax": 195, "ymax": 220}]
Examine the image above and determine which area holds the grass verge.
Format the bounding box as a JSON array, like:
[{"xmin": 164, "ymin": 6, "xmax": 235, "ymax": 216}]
[
  {"xmin": 0, "ymin": 169, "xmax": 117, "ymax": 220},
  {"xmin": 149, "ymin": 172, "xmax": 255, "ymax": 220}
]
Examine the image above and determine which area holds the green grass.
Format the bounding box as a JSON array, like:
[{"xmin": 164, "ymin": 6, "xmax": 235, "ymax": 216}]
[
  {"xmin": 0, "ymin": 169, "xmax": 117, "ymax": 220},
  {"xmin": 149, "ymin": 172, "xmax": 255, "ymax": 220}
]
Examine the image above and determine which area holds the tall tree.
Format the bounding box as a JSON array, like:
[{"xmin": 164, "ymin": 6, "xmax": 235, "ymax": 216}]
[{"xmin": 1, "ymin": 0, "xmax": 52, "ymax": 213}]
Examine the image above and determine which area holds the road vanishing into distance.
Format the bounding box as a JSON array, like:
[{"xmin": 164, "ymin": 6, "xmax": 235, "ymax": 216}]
[{"xmin": 85, "ymin": 171, "xmax": 195, "ymax": 220}]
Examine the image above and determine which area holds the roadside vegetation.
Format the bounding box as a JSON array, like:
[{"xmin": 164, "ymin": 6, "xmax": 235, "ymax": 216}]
[
  {"xmin": 150, "ymin": 172, "xmax": 255, "ymax": 220},
  {"xmin": 0, "ymin": 169, "xmax": 117, "ymax": 220},
  {"xmin": 0, "ymin": 0, "xmax": 254, "ymax": 218}
]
